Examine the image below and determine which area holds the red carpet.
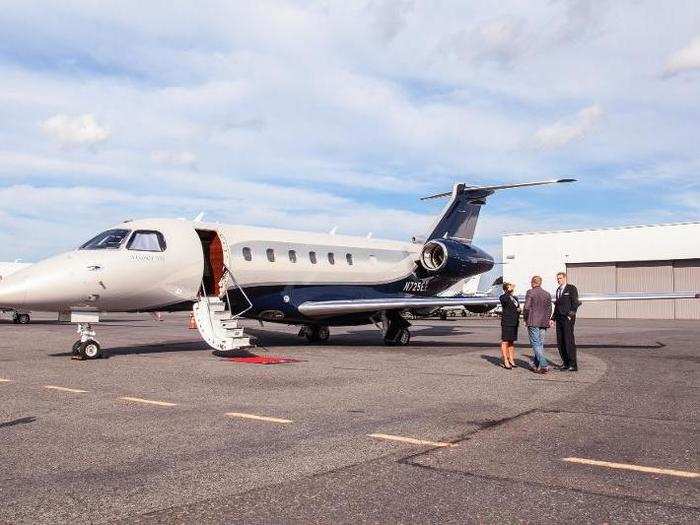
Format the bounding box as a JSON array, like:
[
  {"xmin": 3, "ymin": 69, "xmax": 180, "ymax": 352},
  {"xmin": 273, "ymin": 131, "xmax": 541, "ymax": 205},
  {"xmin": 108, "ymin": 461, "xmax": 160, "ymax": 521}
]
[{"xmin": 226, "ymin": 355, "xmax": 301, "ymax": 365}]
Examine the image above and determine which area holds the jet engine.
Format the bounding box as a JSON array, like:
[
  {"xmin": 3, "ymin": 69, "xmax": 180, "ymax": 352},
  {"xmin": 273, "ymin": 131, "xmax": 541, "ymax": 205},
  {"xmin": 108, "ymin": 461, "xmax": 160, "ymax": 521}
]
[{"xmin": 419, "ymin": 238, "xmax": 494, "ymax": 277}]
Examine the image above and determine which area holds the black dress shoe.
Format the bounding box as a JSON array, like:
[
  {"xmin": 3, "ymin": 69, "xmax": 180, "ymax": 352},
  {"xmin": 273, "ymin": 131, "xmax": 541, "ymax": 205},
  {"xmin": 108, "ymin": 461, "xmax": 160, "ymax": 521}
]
[{"xmin": 566, "ymin": 366, "xmax": 578, "ymax": 372}]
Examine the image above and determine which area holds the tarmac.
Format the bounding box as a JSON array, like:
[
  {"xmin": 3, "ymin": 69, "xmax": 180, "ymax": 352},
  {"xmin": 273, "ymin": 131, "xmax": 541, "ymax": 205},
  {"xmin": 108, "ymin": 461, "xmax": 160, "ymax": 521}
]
[{"xmin": 0, "ymin": 313, "xmax": 698, "ymax": 524}]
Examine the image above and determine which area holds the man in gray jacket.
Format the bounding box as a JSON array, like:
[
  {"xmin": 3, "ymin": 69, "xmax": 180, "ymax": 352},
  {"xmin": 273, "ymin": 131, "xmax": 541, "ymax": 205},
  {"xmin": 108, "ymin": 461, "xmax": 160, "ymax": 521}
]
[{"xmin": 523, "ymin": 275, "xmax": 553, "ymax": 373}]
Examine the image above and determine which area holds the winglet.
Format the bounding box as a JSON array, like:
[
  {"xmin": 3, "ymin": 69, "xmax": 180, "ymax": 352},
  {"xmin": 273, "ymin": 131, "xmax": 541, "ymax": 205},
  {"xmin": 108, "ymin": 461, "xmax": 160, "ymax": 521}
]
[{"xmin": 193, "ymin": 212, "xmax": 205, "ymax": 223}]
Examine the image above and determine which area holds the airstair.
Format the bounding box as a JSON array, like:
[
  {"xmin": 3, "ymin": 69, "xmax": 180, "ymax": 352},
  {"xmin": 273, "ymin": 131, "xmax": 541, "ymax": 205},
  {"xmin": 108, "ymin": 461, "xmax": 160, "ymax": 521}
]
[{"xmin": 192, "ymin": 267, "xmax": 253, "ymax": 352}]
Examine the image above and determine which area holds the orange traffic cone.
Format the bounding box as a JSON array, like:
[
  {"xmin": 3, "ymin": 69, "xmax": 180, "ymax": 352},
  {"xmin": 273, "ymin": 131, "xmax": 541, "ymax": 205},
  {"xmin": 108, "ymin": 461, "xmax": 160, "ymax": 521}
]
[{"xmin": 188, "ymin": 313, "xmax": 197, "ymax": 330}]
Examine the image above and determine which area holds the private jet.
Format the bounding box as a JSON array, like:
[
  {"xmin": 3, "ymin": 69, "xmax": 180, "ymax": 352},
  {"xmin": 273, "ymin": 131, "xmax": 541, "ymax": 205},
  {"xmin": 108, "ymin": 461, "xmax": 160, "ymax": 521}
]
[
  {"xmin": 0, "ymin": 261, "xmax": 32, "ymax": 323},
  {"xmin": 1, "ymin": 179, "xmax": 697, "ymax": 359}
]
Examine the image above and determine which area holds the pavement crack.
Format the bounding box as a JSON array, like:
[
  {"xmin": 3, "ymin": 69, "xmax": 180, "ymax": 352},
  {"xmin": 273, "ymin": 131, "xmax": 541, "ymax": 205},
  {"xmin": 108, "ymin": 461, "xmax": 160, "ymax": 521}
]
[
  {"xmin": 0, "ymin": 416, "xmax": 36, "ymax": 429},
  {"xmin": 398, "ymin": 462, "xmax": 700, "ymax": 512},
  {"xmin": 397, "ymin": 409, "xmax": 538, "ymax": 463}
]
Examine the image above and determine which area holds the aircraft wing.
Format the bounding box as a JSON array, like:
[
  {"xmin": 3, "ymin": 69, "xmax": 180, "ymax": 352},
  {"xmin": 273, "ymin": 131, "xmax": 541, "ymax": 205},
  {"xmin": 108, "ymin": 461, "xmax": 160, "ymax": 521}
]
[
  {"xmin": 298, "ymin": 296, "xmax": 501, "ymax": 317},
  {"xmin": 577, "ymin": 292, "xmax": 700, "ymax": 302},
  {"xmin": 297, "ymin": 291, "xmax": 700, "ymax": 318}
]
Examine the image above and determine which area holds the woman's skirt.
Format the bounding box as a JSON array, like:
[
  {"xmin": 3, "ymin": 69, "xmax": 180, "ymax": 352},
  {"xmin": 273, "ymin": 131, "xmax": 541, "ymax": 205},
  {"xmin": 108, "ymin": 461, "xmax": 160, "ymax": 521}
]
[{"xmin": 501, "ymin": 324, "xmax": 518, "ymax": 342}]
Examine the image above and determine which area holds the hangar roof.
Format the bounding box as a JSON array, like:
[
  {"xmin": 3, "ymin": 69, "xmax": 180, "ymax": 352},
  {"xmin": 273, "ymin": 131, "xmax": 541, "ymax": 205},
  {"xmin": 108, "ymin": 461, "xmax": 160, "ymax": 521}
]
[{"xmin": 504, "ymin": 221, "xmax": 700, "ymax": 237}]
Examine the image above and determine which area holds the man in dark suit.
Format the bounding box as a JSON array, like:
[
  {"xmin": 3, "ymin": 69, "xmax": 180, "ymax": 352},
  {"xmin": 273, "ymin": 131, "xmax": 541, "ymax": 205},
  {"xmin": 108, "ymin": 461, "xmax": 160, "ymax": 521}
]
[{"xmin": 550, "ymin": 272, "xmax": 581, "ymax": 371}]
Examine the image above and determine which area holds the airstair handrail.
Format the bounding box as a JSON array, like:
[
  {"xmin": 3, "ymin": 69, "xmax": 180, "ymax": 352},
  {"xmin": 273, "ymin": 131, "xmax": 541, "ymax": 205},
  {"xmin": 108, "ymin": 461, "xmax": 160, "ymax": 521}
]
[{"xmin": 221, "ymin": 265, "xmax": 253, "ymax": 319}]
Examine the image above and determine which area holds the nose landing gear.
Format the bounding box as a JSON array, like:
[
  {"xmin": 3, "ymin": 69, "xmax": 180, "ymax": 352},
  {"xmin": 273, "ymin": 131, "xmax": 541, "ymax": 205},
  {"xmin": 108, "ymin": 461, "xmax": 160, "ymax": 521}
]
[{"xmin": 71, "ymin": 323, "xmax": 103, "ymax": 360}]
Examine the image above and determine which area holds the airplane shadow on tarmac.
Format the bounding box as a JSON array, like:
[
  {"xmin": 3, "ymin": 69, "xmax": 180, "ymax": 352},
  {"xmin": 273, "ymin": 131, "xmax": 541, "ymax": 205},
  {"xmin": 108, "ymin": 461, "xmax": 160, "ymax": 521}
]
[
  {"xmin": 240, "ymin": 329, "xmax": 667, "ymax": 352},
  {"xmin": 0, "ymin": 318, "xmax": 152, "ymax": 326},
  {"xmin": 48, "ymin": 341, "xmax": 211, "ymax": 358},
  {"xmin": 45, "ymin": 333, "xmax": 666, "ymax": 359}
]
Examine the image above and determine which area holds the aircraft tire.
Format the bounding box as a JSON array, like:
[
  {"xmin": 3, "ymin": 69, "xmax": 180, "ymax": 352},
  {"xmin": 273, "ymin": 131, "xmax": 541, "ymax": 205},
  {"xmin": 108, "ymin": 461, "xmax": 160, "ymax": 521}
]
[
  {"xmin": 317, "ymin": 326, "xmax": 330, "ymax": 342},
  {"xmin": 80, "ymin": 340, "xmax": 102, "ymax": 359},
  {"xmin": 396, "ymin": 328, "xmax": 411, "ymax": 346},
  {"xmin": 17, "ymin": 314, "xmax": 30, "ymax": 324},
  {"xmin": 385, "ymin": 328, "xmax": 410, "ymax": 346},
  {"xmin": 72, "ymin": 341, "xmax": 82, "ymax": 355}
]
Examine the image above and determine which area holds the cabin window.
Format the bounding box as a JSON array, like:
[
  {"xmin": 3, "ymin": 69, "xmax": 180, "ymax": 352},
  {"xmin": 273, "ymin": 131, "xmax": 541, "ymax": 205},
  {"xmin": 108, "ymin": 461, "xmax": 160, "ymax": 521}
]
[
  {"xmin": 80, "ymin": 229, "xmax": 131, "ymax": 250},
  {"xmin": 346, "ymin": 253, "xmax": 353, "ymax": 265},
  {"xmin": 309, "ymin": 251, "xmax": 317, "ymax": 264},
  {"xmin": 242, "ymin": 247, "xmax": 252, "ymax": 261},
  {"xmin": 327, "ymin": 252, "xmax": 335, "ymax": 265},
  {"xmin": 266, "ymin": 248, "xmax": 275, "ymax": 262},
  {"xmin": 127, "ymin": 230, "xmax": 167, "ymax": 252},
  {"xmin": 288, "ymin": 249, "xmax": 297, "ymax": 263}
]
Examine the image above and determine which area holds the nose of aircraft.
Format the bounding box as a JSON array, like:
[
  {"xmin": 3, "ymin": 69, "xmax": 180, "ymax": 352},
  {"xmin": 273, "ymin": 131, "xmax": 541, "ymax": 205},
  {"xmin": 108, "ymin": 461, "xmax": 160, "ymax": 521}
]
[
  {"xmin": 0, "ymin": 274, "xmax": 27, "ymax": 308},
  {"xmin": 0, "ymin": 252, "xmax": 91, "ymax": 311}
]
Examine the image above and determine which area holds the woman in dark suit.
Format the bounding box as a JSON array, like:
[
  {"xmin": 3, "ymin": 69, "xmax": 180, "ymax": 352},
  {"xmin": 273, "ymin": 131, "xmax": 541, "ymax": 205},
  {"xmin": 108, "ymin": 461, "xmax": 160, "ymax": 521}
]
[{"xmin": 499, "ymin": 282, "xmax": 520, "ymax": 369}]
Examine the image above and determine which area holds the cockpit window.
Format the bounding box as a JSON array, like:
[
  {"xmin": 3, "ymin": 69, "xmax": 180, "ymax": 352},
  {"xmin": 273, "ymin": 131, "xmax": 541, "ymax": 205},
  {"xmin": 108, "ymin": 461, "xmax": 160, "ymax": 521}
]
[
  {"xmin": 127, "ymin": 230, "xmax": 167, "ymax": 252},
  {"xmin": 79, "ymin": 229, "xmax": 131, "ymax": 250}
]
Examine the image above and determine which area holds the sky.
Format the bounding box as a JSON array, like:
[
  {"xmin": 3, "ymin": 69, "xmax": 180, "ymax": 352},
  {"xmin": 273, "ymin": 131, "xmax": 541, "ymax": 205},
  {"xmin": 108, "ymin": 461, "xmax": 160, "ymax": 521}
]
[{"xmin": 0, "ymin": 0, "xmax": 699, "ymax": 270}]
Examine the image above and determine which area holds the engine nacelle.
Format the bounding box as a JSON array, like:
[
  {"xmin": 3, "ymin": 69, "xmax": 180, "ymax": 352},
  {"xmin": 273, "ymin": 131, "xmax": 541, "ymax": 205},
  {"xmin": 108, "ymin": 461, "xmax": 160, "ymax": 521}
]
[{"xmin": 419, "ymin": 239, "xmax": 494, "ymax": 278}]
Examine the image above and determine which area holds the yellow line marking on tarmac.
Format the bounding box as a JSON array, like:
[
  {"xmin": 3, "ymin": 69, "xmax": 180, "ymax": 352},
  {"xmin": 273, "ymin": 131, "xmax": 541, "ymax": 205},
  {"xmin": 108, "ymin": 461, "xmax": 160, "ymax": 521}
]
[
  {"xmin": 562, "ymin": 457, "xmax": 699, "ymax": 478},
  {"xmin": 44, "ymin": 385, "xmax": 88, "ymax": 394},
  {"xmin": 0, "ymin": 378, "xmax": 12, "ymax": 383},
  {"xmin": 368, "ymin": 433, "xmax": 457, "ymax": 448},
  {"xmin": 119, "ymin": 396, "xmax": 177, "ymax": 407},
  {"xmin": 225, "ymin": 412, "xmax": 292, "ymax": 424}
]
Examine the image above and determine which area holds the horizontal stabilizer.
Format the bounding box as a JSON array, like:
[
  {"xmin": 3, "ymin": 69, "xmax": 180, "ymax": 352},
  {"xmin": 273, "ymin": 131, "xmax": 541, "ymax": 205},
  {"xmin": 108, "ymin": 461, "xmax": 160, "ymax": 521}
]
[
  {"xmin": 422, "ymin": 178, "xmax": 576, "ymax": 242},
  {"xmin": 420, "ymin": 178, "xmax": 576, "ymax": 201}
]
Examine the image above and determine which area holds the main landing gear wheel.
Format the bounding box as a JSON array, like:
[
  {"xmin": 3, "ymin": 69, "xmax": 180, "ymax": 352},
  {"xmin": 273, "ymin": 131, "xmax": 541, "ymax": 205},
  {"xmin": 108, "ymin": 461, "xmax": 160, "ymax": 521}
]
[
  {"xmin": 12, "ymin": 313, "xmax": 30, "ymax": 324},
  {"xmin": 300, "ymin": 325, "xmax": 330, "ymax": 343},
  {"xmin": 384, "ymin": 327, "xmax": 411, "ymax": 346},
  {"xmin": 382, "ymin": 311, "xmax": 412, "ymax": 346}
]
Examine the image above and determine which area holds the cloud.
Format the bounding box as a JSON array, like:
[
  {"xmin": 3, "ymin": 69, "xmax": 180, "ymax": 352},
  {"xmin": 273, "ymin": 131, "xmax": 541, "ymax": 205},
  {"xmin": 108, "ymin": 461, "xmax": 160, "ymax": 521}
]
[
  {"xmin": 663, "ymin": 36, "xmax": 700, "ymax": 77},
  {"xmin": 444, "ymin": 16, "xmax": 527, "ymax": 67},
  {"xmin": 151, "ymin": 150, "xmax": 197, "ymax": 167},
  {"xmin": 368, "ymin": 0, "xmax": 414, "ymax": 42},
  {"xmin": 0, "ymin": 1, "xmax": 698, "ymax": 261},
  {"xmin": 40, "ymin": 114, "xmax": 110, "ymax": 146},
  {"xmin": 534, "ymin": 104, "xmax": 603, "ymax": 149}
]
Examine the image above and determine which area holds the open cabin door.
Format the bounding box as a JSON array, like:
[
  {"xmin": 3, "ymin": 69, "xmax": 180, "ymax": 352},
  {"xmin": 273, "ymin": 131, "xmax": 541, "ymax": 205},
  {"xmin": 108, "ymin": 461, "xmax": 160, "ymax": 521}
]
[{"xmin": 196, "ymin": 229, "xmax": 229, "ymax": 297}]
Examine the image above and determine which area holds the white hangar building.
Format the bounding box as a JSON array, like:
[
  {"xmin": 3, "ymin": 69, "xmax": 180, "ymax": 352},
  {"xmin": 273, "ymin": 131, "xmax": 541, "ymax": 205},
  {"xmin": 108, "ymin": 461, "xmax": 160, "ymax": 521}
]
[{"xmin": 502, "ymin": 222, "xmax": 700, "ymax": 320}]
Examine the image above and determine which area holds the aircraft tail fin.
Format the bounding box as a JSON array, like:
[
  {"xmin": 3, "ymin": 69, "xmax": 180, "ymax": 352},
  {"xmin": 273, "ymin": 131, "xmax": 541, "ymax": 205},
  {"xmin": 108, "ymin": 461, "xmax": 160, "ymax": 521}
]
[{"xmin": 421, "ymin": 178, "xmax": 575, "ymax": 242}]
